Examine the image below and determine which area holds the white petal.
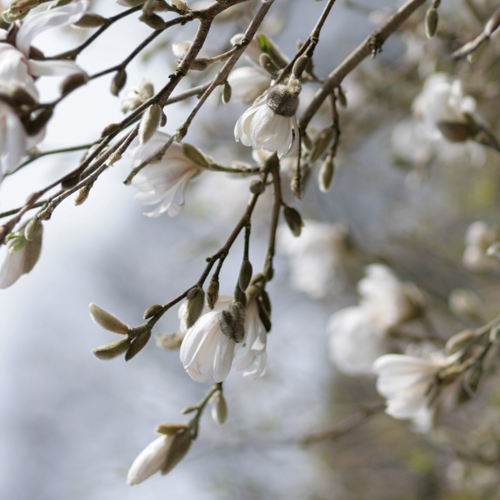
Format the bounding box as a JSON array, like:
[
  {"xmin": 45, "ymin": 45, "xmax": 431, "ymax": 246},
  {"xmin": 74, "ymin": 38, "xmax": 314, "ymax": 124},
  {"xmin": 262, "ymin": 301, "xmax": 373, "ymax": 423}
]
[
  {"xmin": 28, "ymin": 59, "xmax": 87, "ymax": 77},
  {"xmin": 127, "ymin": 435, "xmax": 172, "ymax": 486}
]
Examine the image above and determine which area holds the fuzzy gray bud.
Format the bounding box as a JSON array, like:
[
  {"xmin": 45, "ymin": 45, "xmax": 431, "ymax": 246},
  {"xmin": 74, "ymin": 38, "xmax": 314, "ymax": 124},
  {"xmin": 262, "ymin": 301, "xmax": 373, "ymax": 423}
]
[
  {"xmin": 111, "ymin": 69, "xmax": 127, "ymax": 96},
  {"xmin": 319, "ymin": 156, "xmax": 335, "ymax": 192},
  {"xmin": 139, "ymin": 13, "xmax": 166, "ymax": 29},
  {"xmin": 206, "ymin": 277, "xmax": 219, "ymax": 309},
  {"xmin": 74, "ymin": 13, "xmax": 107, "ymax": 28},
  {"xmin": 101, "ymin": 122, "xmax": 121, "ymax": 137},
  {"xmin": 24, "ymin": 218, "xmax": 42, "ymax": 241},
  {"xmin": 184, "ymin": 287, "xmax": 205, "ymax": 328},
  {"xmin": 249, "ymin": 179, "xmax": 264, "ymax": 194},
  {"xmin": 182, "ymin": 143, "xmax": 208, "ymax": 168},
  {"xmin": 161, "ymin": 429, "xmax": 192, "ymax": 475},
  {"xmin": 222, "ymin": 81, "xmax": 232, "ymax": 104},
  {"xmin": 445, "ymin": 329, "xmax": 475, "ymax": 354},
  {"xmin": 211, "ymin": 393, "xmax": 228, "ymax": 424},
  {"xmin": 125, "ymin": 330, "xmax": 152, "ymax": 361},
  {"xmin": 60, "ymin": 72, "xmax": 88, "ymax": 96},
  {"xmin": 292, "ymin": 55, "xmax": 309, "ymax": 79},
  {"xmin": 155, "ymin": 423, "xmax": 189, "ymax": 435},
  {"xmin": 219, "ymin": 302, "xmax": 245, "ymax": 342},
  {"xmin": 425, "ymin": 7, "xmax": 438, "ymax": 39},
  {"xmin": 92, "ymin": 337, "xmax": 131, "ymax": 360},
  {"xmin": 238, "ymin": 259, "xmax": 253, "ymax": 292},
  {"xmin": 89, "ymin": 303, "xmax": 130, "ymax": 334},
  {"xmin": 337, "ymin": 86, "xmax": 347, "ymax": 108},
  {"xmin": 144, "ymin": 304, "xmax": 164, "ymax": 319},
  {"xmin": 259, "ymin": 53, "xmax": 278, "ymax": 75},
  {"xmin": 283, "ymin": 206, "xmax": 304, "ymax": 237},
  {"xmin": 310, "ymin": 127, "xmax": 334, "ymax": 163},
  {"xmin": 75, "ymin": 183, "xmax": 93, "ymax": 205},
  {"xmin": 266, "ymin": 82, "xmax": 300, "ymax": 118},
  {"xmin": 139, "ymin": 104, "xmax": 162, "ymax": 144}
]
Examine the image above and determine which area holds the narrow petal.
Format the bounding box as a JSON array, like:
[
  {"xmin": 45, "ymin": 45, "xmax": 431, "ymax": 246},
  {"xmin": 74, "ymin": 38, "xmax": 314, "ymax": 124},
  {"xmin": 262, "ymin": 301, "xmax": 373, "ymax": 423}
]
[{"xmin": 28, "ymin": 59, "xmax": 87, "ymax": 77}]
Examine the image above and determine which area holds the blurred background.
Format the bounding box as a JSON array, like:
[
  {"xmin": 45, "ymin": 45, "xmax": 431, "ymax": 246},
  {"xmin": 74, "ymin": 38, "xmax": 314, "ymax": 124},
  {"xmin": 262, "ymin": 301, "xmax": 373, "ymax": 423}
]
[{"xmin": 1, "ymin": 0, "xmax": 500, "ymax": 498}]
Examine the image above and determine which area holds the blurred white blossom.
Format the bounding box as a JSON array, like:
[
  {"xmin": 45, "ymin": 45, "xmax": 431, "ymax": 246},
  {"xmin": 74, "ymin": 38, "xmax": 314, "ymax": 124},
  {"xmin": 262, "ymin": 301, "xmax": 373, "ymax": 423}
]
[
  {"xmin": 462, "ymin": 221, "xmax": 499, "ymax": 273},
  {"xmin": 328, "ymin": 265, "xmax": 423, "ymax": 375},
  {"xmin": 130, "ymin": 132, "xmax": 202, "ymax": 217},
  {"xmin": 227, "ymin": 66, "xmax": 271, "ymax": 105},
  {"xmin": 121, "ymin": 79, "xmax": 154, "ymax": 113},
  {"xmin": 277, "ymin": 220, "xmax": 350, "ymax": 299}
]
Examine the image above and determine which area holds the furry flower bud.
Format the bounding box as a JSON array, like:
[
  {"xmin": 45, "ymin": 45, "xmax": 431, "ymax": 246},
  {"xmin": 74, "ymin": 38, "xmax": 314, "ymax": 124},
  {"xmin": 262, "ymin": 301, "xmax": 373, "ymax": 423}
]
[
  {"xmin": 211, "ymin": 392, "xmax": 228, "ymax": 424},
  {"xmin": 92, "ymin": 337, "xmax": 131, "ymax": 360},
  {"xmin": 283, "ymin": 206, "xmax": 304, "ymax": 237},
  {"xmin": 89, "ymin": 303, "xmax": 130, "ymax": 334},
  {"xmin": 139, "ymin": 104, "xmax": 162, "ymax": 144},
  {"xmin": 184, "ymin": 287, "xmax": 205, "ymax": 328},
  {"xmin": 111, "ymin": 69, "xmax": 127, "ymax": 96}
]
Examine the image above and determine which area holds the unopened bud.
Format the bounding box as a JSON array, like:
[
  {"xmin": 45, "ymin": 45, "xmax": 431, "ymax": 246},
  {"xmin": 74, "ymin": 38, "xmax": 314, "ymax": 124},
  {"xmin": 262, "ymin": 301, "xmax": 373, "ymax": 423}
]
[
  {"xmin": 189, "ymin": 58, "xmax": 212, "ymax": 71},
  {"xmin": 310, "ymin": 127, "xmax": 334, "ymax": 163},
  {"xmin": 464, "ymin": 364, "xmax": 482, "ymax": 395},
  {"xmin": 61, "ymin": 172, "xmax": 81, "ymax": 189},
  {"xmin": 425, "ymin": 7, "xmax": 438, "ymax": 39},
  {"xmin": 125, "ymin": 329, "xmax": 152, "ymax": 361},
  {"xmin": 238, "ymin": 259, "xmax": 253, "ymax": 292},
  {"xmin": 267, "ymin": 82, "xmax": 301, "ymax": 118},
  {"xmin": 211, "ymin": 392, "xmax": 228, "ymax": 424},
  {"xmin": 437, "ymin": 121, "xmax": 475, "ymax": 143},
  {"xmin": 302, "ymin": 131, "xmax": 313, "ymax": 151},
  {"xmin": 182, "ymin": 143, "xmax": 208, "ymax": 168},
  {"xmin": 139, "ymin": 13, "xmax": 166, "ymax": 29},
  {"xmin": 111, "ymin": 69, "xmax": 127, "ymax": 96},
  {"xmin": 337, "ymin": 86, "xmax": 347, "ymax": 108},
  {"xmin": 161, "ymin": 429, "xmax": 192, "ymax": 475},
  {"xmin": 89, "ymin": 302, "xmax": 130, "ymax": 334},
  {"xmin": 219, "ymin": 302, "xmax": 245, "ymax": 342},
  {"xmin": 143, "ymin": 0, "xmax": 167, "ymax": 15},
  {"xmin": 160, "ymin": 110, "xmax": 167, "ymax": 127},
  {"xmin": 283, "ymin": 205, "xmax": 304, "ymax": 237},
  {"xmin": 74, "ymin": 13, "xmax": 106, "ymax": 28},
  {"xmin": 144, "ymin": 303, "xmax": 164, "ymax": 319},
  {"xmin": 155, "ymin": 423, "xmax": 189, "ymax": 435},
  {"xmin": 92, "ymin": 337, "xmax": 131, "ymax": 360},
  {"xmin": 26, "ymin": 108, "xmax": 53, "ymax": 136},
  {"xmin": 139, "ymin": 104, "xmax": 162, "ymax": 144},
  {"xmin": 319, "ymin": 156, "xmax": 335, "ymax": 192},
  {"xmin": 101, "ymin": 122, "xmax": 121, "ymax": 137},
  {"xmin": 170, "ymin": 0, "xmax": 188, "ymax": 10},
  {"xmin": 259, "ymin": 53, "xmax": 278, "ymax": 75},
  {"xmin": 249, "ymin": 179, "xmax": 264, "ymax": 194},
  {"xmin": 222, "ymin": 81, "xmax": 232, "ymax": 104},
  {"xmin": 257, "ymin": 297, "xmax": 272, "ymax": 332},
  {"xmin": 184, "ymin": 287, "xmax": 205, "ymax": 328},
  {"xmin": 291, "ymin": 170, "xmax": 302, "ymax": 200},
  {"xmin": 206, "ymin": 277, "xmax": 219, "ymax": 309},
  {"xmin": 58, "ymin": 72, "xmax": 87, "ymax": 96},
  {"xmin": 106, "ymin": 151, "xmax": 122, "ymax": 166},
  {"xmin": 292, "ymin": 55, "xmax": 309, "ymax": 79},
  {"xmin": 156, "ymin": 332, "xmax": 184, "ymax": 350},
  {"xmin": 438, "ymin": 365, "xmax": 462, "ymax": 385},
  {"xmin": 75, "ymin": 183, "xmax": 93, "ymax": 205},
  {"xmin": 446, "ymin": 329, "xmax": 475, "ymax": 354}
]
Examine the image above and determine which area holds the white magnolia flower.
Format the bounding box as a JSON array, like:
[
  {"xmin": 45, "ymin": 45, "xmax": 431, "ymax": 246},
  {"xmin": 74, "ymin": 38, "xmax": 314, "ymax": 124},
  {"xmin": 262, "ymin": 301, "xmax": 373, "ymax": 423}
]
[
  {"xmin": 277, "ymin": 220, "xmax": 350, "ymax": 299},
  {"xmin": 127, "ymin": 429, "xmax": 191, "ymax": 485},
  {"xmin": 179, "ymin": 293, "xmax": 268, "ymax": 382},
  {"xmin": 462, "ymin": 221, "xmax": 499, "ymax": 273},
  {"xmin": 0, "ymin": 220, "xmax": 43, "ymax": 289},
  {"xmin": 0, "ymin": 1, "xmax": 88, "ymax": 177},
  {"xmin": 328, "ymin": 265, "xmax": 422, "ymax": 376},
  {"xmin": 130, "ymin": 132, "xmax": 202, "ymax": 217},
  {"xmin": 413, "ymin": 73, "xmax": 476, "ymax": 141},
  {"xmin": 121, "ymin": 79, "xmax": 154, "ymax": 114},
  {"xmin": 227, "ymin": 66, "xmax": 271, "ymax": 105},
  {"xmin": 373, "ymin": 353, "xmax": 448, "ymax": 423},
  {"xmin": 234, "ymin": 78, "xmax": 300, "ymax": 158}
]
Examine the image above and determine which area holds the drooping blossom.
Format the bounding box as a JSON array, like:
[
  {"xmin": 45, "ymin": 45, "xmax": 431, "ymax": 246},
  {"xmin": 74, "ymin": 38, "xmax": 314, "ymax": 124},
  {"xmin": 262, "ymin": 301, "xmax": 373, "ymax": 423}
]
[
  {"xmin": 121, "ymin": 79, "xmax": 154, "ymax": 113},
  {"xmin": 127, "ymin": 429, "xmax": 192, "ymax": 485},
  {"xmin": 0, "ymin": 1, "xmax": 88, "ymax": 177},
  {"xmin": 179, "ymin": 293, "xmax": 268, "ymax": 382},
  {"xmin": 462, "ymin": 221, "xmax": 499, "ymax": 273},
  {"xmin": 0, "ymin": 219, "xmax": 43, "ymax": 289},
  {"xmin": 277, "ymin": 220, "xmax": 350, "ymax": 299},
  {"xmin": 234, "ymin": 78, "xmax": 300, "ymax": 158},
  {"xmin": 227, "ymin": 66, "xmax": 271, "ymax": 105},
  {"xmin": 327, "ymin": 265, "xmax": 423, "ymax": 376},
  {"xmin": 129, "ymin": 132, "xmax": 203, "ymax": 217},
  {"xmin": 373, "ymin": 353, "xmax": 449, "ymax": 427}
]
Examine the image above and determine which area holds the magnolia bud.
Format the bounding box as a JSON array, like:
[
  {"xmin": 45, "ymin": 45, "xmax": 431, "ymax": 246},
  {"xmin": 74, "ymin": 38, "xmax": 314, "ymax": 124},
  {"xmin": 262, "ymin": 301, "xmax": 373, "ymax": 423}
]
[
  {"xmin": 446, "ymin": 329, "xmax": 475, "ymax": 354},
  {"xmin": 219, "ymin": 302, "xmax": 245, "ymax": 342},
  {"xmin": 291, "ymin": 170, "xmax": 302, "ymax": 200},
  {"xmin": 222, "ymin": 81, "xmax": 232, "ymax": 104},
  {"xmin": 155, "ymin": 423, "xmax": 189, "ymax": 435},
  {"xmin": 60, "ymin": 72, "xmax": 88, "ymax": 96},
  {"xmin": 310, "ymin": 127, "xmax": 334, "ymax": 163},
  {"xmin": 184, "ymin": 287, "xmax": 205, "ymax": 328},
  {"xmin": 267, "ymin": 82, "xmax": 301, "ymax": 118},
  {"xmin": 249, "ymin": 179, "xmax": 265, "ymax": 194},
  {"xmin": 74, "ymin": 13, "xmax": 107, "ymax": 28},
  {"xmin": 92, "ymin": 337, "xmax": 131, "ymax": 360},
  {"xmin": 155, "ymin": 332, "xmax": 184, "ymax": 350},
  {"xmin": 238, "ymin": 259, "xmax": 253, "ymax": 292},
  {"xmin": 143, "ymin": 304, "xmax": 164, "ymax": 319},
  {"xmin": 464, "ymin": 364, "xmax": 482, "ymax": 394},
  {"xmin": 89, "ymin": 303, "xmax": 129, "ymax": 334},
  {"xmin": 101, "ymin": 123, "xmax": 121, "ymax": 137},
  {"xmin": 170, "ymin": 0, "xmax": 188, "ymax": 10},
  {"xmin": 206, "ymin": 277, "xmax": 219, "ymax": 309},
  {"xmin": 111, "ymin": 69, "xmax": 127, "ymax": 96},
  {"xmin": 259, "ymin": 53, "xmax": 278, "ymax": 75},
  {"xmin": 425, "ymin": 7, "xmax": 438, "ymax": 39},
  {"xmin": 283, "ymin": 206, "xmax": 304, "ymax": 237},
  {"xmin": 125, "ymin": 329, "xmax": 152, "ymax": 361},
  {"xmin": 139, "ymin": 104, "xmax": 162, "ymax": 144},
  {"xmin": 61, "ymin": 172, "xmax": 81, "ymax": 189},
  {"xmin": 26, "ymin": 108, "xmax": 52, "ymax": 136},
  {"xmin": 182, "ymin": 143, "xmax": 208, "ymax": 168},
  {"xmin": 337, "ymin": 86, "xmax": 347, "ymax": 108},
  {"xmin": 319, "ymin": 156, "xmax": 335, "ymax": 192},
  {"xmin": 292, "ymin": 55, "xmax": 309, "ymax": 79},
  {"xmin": 161, "ymin": 429, "xmax": 192, "ymax": 475},
  {"xmin": 211, "ymin": 393, "xmax": 228, "ymax": 424},
  {"xmin": 24, "ymin": 218, "xmax": 42, "ymax": 241},
  {"xmin": 139, "ymin": 13, "xmax": 166, "ymax": 29},
  {"xmin": 75, "ymin": 183, "xmax": 93, "ymax": 205}
]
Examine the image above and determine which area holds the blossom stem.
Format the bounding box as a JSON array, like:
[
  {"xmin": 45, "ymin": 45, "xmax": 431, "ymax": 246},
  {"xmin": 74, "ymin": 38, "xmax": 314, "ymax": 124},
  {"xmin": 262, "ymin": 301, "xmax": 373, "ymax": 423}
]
[
  {"xmin": 182, "ymin": 383, "xmax": 222, "ymax": 440},
  {"xmin": 264, "ymin": 159, "xmax": 282, "ymax": 280}
]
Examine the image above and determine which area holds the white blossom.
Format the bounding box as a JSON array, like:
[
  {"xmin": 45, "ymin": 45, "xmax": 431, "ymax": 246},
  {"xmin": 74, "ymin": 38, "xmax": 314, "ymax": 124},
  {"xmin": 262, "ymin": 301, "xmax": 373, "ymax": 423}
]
[
  {"xmin": 234, "ymin": 79, "xmax": 300, "ymax": 159},
  {"xmin": 127, "ymin": 435, "xmax": 173, "ymax": 485},
  {"xmin": 121, "ymin": 79, "xmax": 154, "ymax": 114},
  {"xmin": 130, "ymin": 132, "xmax": 202, "ymax": 217},
  {"xmin": 413, "ymin": 73, "xmax": 476, "ymax": 140},
  {"xmin": 227, "ymin": 66, "xmax": 271, "ymax": 105},
  {"xmin": 277, "ymin": 220, "xmax": 350, "ymax": 299},
  {"xmin": 327, "ymin": 265, "xmax": 422, "ymax": 376},
  {"xmin": 462, "ymin": 221, "xmax": 499, "ymax": 273},
  {"xmin": 373, "ymin": 353, "xmax": 448, "ymax": 423},
  {"xmin": 0, "ymin": 221, "xmax": 43, "ymax": 289}
]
